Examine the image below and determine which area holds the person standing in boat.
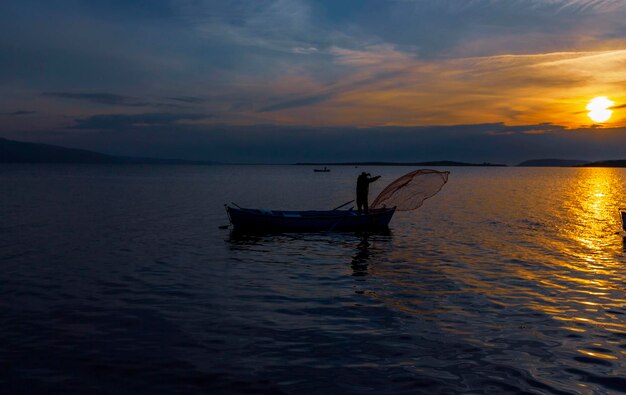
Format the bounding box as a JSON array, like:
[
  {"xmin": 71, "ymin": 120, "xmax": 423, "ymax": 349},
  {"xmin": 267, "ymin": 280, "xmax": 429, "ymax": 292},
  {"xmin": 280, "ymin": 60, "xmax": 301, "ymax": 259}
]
[{"xmin": 356, "ymin": 172, "xmax": 381, "ymax": 214}]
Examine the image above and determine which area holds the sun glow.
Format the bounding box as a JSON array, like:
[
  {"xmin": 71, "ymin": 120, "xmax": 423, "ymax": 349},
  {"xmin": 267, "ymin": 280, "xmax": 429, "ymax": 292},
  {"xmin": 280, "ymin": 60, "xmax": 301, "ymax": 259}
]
[{"xmin": 586, "ymin": 96, "xmax": 614, "ymax": 123}]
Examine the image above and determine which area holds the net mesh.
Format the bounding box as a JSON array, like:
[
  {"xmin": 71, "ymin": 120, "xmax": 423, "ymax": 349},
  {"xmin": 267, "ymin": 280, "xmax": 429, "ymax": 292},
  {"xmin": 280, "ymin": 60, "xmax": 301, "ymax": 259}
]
[{"xmin": 371, "ymin": 169, "xmax": 449, "ymax": 211}]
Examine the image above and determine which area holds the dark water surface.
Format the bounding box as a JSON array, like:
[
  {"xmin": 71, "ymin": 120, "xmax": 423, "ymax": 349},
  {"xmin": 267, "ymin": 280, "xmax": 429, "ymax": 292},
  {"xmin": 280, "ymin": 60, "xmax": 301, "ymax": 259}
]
[{"xmin": 2, "ymin": 164, "xmax": 626, "ymax": 394}]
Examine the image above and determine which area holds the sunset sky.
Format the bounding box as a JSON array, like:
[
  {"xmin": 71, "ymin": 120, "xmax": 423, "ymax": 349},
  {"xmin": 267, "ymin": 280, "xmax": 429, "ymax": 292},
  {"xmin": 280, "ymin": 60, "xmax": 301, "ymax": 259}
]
[{"xmin": 3, "ymin": 0, "xmax": 626, "ymax": 163}]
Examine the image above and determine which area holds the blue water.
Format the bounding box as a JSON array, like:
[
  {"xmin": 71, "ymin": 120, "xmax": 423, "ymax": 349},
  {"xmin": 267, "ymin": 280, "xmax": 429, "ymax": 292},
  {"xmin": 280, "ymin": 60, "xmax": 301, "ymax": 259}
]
[{"xmin": 1, "ymin": 164, "xmax": 626, "ymax": 394}]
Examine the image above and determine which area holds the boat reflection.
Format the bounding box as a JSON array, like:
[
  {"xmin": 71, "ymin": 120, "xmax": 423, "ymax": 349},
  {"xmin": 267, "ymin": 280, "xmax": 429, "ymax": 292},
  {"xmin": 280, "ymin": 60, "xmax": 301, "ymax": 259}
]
[
  {"xmin": 226, "ymin": 229, "xmax": 392, "ymax": 278},
  {"xmin": 227, "ymin": 229, "xmax": 390, "ymax": 244},
  {"xmin": 351, "ymin": 234, "xmax": 371, "ymax": 277}
]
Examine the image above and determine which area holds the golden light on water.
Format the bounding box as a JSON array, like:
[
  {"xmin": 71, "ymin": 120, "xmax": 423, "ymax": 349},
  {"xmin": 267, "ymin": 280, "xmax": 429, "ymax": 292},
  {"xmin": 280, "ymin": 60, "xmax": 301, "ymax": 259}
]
[
  {"xmin": 586, "ymin": 96, "xmax": 614, "ymax": 123},
  {"xmin": 578, "ymin": 349, "xmax": 618, "ymax": 360},
  {"xmin": 567, "ymin": 168, "xmax": 618, "ymax": 259}
]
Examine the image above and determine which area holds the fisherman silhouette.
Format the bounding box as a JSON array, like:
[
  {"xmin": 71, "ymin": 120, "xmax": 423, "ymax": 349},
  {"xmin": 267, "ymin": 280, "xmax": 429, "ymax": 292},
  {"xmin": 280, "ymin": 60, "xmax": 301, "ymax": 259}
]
[{"xmin": 356, "ymin": 172, "xmax": 381, "ymax": 214}]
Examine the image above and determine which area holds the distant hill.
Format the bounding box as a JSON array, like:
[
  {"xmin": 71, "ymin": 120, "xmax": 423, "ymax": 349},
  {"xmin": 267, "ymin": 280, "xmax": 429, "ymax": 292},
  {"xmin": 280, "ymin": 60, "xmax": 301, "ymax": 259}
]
[
  {"xmin": 296, "ymin": 161, "xmax": 507, "ymax": 167},
  {"xmin": 517, "ymin": 159, "xmax": 590, "ymax": 167},
  {"xmin": 0, "ymin": 137, "xmax": 214, "ymax": 164},
  {"xmin": 578, "ymin": 160, "xmax": 626, "ymax": 167}
]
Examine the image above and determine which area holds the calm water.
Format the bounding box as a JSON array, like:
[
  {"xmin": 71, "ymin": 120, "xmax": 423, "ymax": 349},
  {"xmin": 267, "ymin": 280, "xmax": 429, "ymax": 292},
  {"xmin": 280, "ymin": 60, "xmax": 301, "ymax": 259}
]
[{"xmin": 2, "ymin": 164, "xmax": 626, "ymax": 394}]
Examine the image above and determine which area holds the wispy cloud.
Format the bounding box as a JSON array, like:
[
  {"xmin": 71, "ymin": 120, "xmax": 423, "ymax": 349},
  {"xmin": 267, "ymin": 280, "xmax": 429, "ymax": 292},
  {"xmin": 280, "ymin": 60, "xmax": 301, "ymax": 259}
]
[
  {"xmin": 178, "ymin": 0, "xmax": 322, "ymax": 53},
  {"xmin": 258, "ymin": 92, "xmax": 335, "ymax": 112},
  {"xmin": 43, "ymin": 92, "xmax": 145, "ymax": 106},
  {"xmin": 487, "ymin": 123, "xmax": 567, "ymax": 136},
  {"xmin": 530, "ymin": 0, "xmax": 626, "ymax": 14},
  {"xmin": 42, "ymin": 92, "xmax": 188, "ymax": 109},
  {"xmin": 166, "ymin": 96, "xmax": 206, "ymax": 103},
  {"xmin": 69, "ymin": 113, "xmax": 212, "ymax": 130},
  {"xmin": 397, "ymin": 0, "xmax": 626, "ymax": 15},
  {"xmin": 330, "ymin": 45, "xmax": 413, "ymax": 66},
  {"xmin": 2, "ymin": 110, "xmax": 36, "ymax": 116}
]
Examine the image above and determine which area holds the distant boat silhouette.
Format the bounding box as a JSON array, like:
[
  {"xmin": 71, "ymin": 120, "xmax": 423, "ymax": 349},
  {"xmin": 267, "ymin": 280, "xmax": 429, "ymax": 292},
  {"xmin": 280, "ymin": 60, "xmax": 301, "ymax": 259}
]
[{"xmin": 314, "ymin": 167, "xmax": 330, "ymax": 172}]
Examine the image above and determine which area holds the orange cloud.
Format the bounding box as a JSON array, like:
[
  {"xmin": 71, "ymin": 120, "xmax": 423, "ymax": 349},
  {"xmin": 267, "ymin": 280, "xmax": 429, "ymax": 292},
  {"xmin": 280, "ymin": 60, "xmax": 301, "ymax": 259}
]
[{"xmin": 213, "ymin": 45, "xmax": 626, "ymax": 129}]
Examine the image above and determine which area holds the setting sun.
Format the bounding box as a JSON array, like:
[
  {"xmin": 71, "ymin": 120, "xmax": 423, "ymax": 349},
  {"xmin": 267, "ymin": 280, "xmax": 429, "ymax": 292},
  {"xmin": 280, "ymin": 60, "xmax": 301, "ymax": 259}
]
[{"xmin": 586, "ymin": 96, "xmax": 614, "ymax": 123}]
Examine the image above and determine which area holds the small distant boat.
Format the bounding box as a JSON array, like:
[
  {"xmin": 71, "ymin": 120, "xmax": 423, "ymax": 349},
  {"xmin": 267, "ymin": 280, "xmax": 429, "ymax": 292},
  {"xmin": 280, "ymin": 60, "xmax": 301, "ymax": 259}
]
[
  {"xmin": 225, "ymin": 204, "xmax": 395, "ymax": 232},
  {"xmin": 314, "ymin": 167, "xmax": 330, "ymax": 172}
]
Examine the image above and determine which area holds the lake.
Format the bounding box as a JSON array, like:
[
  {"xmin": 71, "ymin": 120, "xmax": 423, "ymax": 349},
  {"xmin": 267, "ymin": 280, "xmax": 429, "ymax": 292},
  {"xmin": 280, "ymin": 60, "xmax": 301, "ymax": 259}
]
[{"xmin": 1, "ymin": 164, "xmax": 626, "ymax": 394}]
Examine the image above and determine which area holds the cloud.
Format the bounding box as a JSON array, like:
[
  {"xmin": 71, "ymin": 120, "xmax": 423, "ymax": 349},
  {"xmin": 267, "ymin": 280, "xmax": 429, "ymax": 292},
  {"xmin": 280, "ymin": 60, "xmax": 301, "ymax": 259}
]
[
  {"xmin": 392, "ymin": 0, "xmax": 626, "ymax": 15},
  {"xmin": 524, "ymin": 0, "xmax": 626, "ymax": 14},
  {"xmin": 69, "ymin": 112, "xmax": 211, "ymax": 130},
  {"xmin": 257, "ymin": 92, "xmax": 335, "ymax": 112},
  {"xmin": 330, "ymin": 45, "xmax": 412, "ymax": 66},
  {"xmin": 339, "ymin": 0, "xmax": 626, "ymax": 61},
  {"xmin": 487, "ymin": 123, "xmax": 567, "ymax": 135},
  {"xmin": 166, "ymin": 96, "xmax": 206, "ymax": 103},
  {"xmin": 292, "ymin": 47, "xmax": 319, "ymax": 54},
  {"xmin": 42, "ymin": 92, "xmax": 188, "ymax": 109},
  {"xmin": 3, "ymin": 110, "xmax": 36, "ymax": 116},
  {"xmin": 43, "ymin": 92, "xmax": 145, "ymax": 106},
  {"xmin": 177, "ymin": 0, "xmax": 326, "ymax": 54}
]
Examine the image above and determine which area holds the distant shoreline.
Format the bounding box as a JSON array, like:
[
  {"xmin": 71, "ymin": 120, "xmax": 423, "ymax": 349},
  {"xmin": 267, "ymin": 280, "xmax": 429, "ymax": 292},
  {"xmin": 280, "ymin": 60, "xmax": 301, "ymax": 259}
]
[
  {"xmin": 295, "ymin": 161, "xmax": 507, "ymax": 167},
  {"xmin": 4, "ymin": 137, "xmax": 626, "ymax": 167}
]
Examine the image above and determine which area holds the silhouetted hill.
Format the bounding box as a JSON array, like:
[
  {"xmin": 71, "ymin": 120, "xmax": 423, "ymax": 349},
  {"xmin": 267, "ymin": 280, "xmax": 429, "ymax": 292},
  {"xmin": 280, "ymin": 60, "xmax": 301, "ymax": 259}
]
[
  {"xmin": 517, "ymin": 159, "xmax": 589, "ymax": 167},
  {"xmin": 578, "ymin": 160, "xmax": 626, "ymax": 167},
  {"xmin": 0, "ymin": 137, "xmax": 214, "ymax": 164},
  {"xmin": 296, "ymin": 161, "xmax": 507, "ymax": 167}
]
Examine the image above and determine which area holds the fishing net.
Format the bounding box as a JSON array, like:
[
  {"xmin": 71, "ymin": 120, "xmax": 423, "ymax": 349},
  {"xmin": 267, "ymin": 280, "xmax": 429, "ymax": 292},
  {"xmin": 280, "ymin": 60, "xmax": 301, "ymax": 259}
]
[{"xmin": 371, "ymin": 169, "xmax": 449, "ymax": 211}]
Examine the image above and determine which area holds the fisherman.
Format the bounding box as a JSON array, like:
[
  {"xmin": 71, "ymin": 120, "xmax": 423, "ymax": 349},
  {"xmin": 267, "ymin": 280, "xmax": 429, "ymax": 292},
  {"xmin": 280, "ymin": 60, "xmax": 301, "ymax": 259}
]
[{"xmin": 356, "ymin": 172, "xmax": 381, "ymax": 214}]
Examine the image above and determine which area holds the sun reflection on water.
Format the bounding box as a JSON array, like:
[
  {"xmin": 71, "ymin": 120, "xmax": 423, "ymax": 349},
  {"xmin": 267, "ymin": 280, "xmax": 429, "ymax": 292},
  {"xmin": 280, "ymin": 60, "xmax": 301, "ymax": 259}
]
[
  {"xmin": 369, "ymin": 168, "xmax": 626, "ymax": 348},
  {"xmin": 564, "ymin": 168, "xmax": 623, "ymax": 265},
  {"xmin": 527, "ymin": 168, "xmax": 626, "ymax": 339}
]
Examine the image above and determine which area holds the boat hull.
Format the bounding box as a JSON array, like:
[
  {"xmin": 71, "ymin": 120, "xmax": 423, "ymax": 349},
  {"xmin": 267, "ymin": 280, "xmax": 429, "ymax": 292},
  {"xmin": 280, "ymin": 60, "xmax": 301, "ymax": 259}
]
[{"xmin": 226, "ymin": 206, "xmax": 395, "ymax": 232}]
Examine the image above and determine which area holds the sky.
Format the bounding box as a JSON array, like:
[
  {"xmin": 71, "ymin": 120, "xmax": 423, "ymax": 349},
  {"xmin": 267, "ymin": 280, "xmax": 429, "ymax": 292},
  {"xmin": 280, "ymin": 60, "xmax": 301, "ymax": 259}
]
[{"xmin": 2, "ymin": 0, "xmax": 626, "ymax": 164}]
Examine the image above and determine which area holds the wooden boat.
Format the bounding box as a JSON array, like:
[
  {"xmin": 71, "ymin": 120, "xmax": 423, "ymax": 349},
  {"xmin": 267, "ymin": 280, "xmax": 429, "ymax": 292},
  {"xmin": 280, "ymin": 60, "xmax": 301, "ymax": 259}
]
[{"xmin": 225, "ymin": 205, "xmax": 396, "ymax": 232}]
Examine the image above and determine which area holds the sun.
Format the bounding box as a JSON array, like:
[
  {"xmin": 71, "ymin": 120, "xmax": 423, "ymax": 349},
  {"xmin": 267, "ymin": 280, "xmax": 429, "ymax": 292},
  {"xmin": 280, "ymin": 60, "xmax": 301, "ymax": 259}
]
[{"xmin": 586, "ymin": 96, "xmax": 614, "ymax": 123}]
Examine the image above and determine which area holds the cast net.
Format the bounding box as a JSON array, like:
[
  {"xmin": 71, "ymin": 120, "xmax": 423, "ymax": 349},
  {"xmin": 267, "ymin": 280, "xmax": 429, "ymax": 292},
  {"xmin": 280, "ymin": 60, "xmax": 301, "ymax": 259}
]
[{"xmin": 371, "ymin": 169, "xmax": 449, "ymax": 211}]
